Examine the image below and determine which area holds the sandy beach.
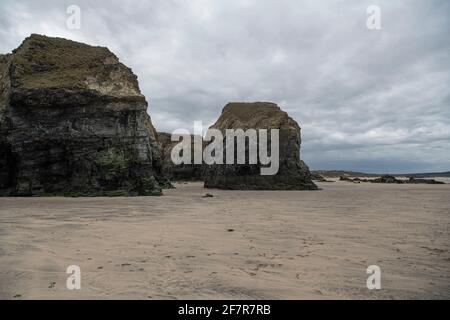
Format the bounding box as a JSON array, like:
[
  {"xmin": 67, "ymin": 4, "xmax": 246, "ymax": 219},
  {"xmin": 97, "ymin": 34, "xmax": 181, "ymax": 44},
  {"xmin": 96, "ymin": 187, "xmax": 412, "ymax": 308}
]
[{"xmin": 0, "ymin": 181, "xmax": 449, "ymax": 299}]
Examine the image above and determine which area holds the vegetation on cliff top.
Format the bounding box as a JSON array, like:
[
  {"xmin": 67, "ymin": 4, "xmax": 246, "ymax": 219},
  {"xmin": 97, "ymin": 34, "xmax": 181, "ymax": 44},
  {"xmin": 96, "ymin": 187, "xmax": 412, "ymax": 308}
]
[{"xmin": 10, "ymin": 34, "xmax": 141, "ymax": 95}]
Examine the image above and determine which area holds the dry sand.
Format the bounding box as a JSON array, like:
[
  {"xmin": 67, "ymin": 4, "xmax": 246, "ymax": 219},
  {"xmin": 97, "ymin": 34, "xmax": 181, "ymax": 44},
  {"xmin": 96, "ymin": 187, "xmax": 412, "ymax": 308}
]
[{"xmin": 0, "ymin": 181, "xmax": 449, "ymax": 299}]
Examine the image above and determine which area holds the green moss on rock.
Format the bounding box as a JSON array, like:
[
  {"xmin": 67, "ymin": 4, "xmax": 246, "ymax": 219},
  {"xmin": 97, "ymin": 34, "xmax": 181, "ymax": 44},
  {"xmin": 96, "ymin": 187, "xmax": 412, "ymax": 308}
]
[{"xmin": 96, "ymin": 148, "xmax": 129, "ymax": 172}]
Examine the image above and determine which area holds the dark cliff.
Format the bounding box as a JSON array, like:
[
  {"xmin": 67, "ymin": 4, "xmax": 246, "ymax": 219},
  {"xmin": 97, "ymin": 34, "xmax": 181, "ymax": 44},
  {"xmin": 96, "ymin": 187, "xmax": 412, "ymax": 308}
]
[{"xmin": 0, "ymin": 34, "xmax": 167, "ymax": 196}]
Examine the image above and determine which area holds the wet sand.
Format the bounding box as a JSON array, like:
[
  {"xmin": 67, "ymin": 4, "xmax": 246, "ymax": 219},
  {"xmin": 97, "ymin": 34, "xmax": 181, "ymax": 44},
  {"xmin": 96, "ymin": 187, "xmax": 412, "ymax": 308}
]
[{"xmin": 0, "ymin": 181, "xmax": 449, "ymax": 299}]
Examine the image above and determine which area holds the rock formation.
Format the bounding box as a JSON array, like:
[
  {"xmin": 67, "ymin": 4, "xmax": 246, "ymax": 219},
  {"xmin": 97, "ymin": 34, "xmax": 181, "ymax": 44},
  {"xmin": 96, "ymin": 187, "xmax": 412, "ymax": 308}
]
[
  {"xmin": 370, "ymin": 175, "xmax": 402, "ymax": 184},
  {"xmin": 203, "ymin": 102, "xmax": 317, "ymax": 190},
  {"xmin": 311, "ymin": 172, "xmax": 333, "ymax": 182},
  {"xmin": 157, "ymin": 132, "xmax": 204, "ymax": 181},
  {"xmin": 339, "ymin": 175, "xmax": 445, "ymax": 184},
  {"xmin": 406, "ymin": 177, "xmax": 445, "ymax": 184},
  {"xmin": 0, "ymin": 34, "xmax": 167, "ymax": 196},
  {"xmin": 370, "ymin": 175, "xmax": 445, "ymax": 184}
]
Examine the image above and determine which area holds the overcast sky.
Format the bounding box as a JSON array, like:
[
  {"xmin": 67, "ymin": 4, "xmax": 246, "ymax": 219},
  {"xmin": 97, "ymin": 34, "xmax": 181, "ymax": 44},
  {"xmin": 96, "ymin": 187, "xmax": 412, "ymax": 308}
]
[{"xmin": 0, "ymin": 0, "xmax": 449, "ymax": 173}]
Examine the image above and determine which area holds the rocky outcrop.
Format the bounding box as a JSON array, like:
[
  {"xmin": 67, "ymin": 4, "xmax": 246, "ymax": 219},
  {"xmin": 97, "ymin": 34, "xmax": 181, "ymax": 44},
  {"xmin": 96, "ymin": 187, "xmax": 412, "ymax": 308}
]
[
  {"xmin": 339, "ymin": 176, "xmax": 369, "ymax": 183},
  {"xmin": 339, "ymin": 175, "xmax": 445, "ymax": 184},
  {"xmin": 157, "ymin": 132, "xmax": 204, "ymax": 181},
  {"xmin": 0, "ymin": 34, "xmax": 167, "ymax": 196},
  {"xmin": 371, "ymin": 175, "xmax": 402, "ymax": 184},
  {"xmin": 406, "ymin": 177, "xmax": 445, "ymax": 184},
  {"xmin": 311, "ymin": 172, "xmax": 333, "ymax": 182},
  {"xmin": 203, "ymin": 102, "xmax": 317, "ymax": 190}
]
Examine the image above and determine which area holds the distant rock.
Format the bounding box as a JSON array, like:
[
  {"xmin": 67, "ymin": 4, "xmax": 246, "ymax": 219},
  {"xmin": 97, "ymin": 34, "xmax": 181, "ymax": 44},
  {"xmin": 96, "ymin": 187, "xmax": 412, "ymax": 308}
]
[
  {"xmin": 316, "ymin": 170, "xmax": 450, "ymax": 179},
  {"xmin": 371, "ymin": 175, "xmax": 404, "ymax": 184},
  {"xmin": 407, "ymin": 177, "xmax": 445, "ymax": 185},
  {"xmin": 403, "ymin": 172, "xmax": 450, "ymax": 178},
  {"xmin": 311, "ymin": 172, "xmax": 326, "ymax": 181},
  {"xmin": 311, "ymin": 172, "xmax": 333, "ymax": 182},
  {"xmin": 0, "ymin": 34, "xmax": 168, "ymax": 196},
  {"xmin": 339, "ymin": 175, "xmax": 445, "ymax": 185},
  {"xmin": 203, "ymin": 102, "xmax": 317, "ymax": 190},
  {"xmin": 340, "ymin": 175, "xmax": 401, "ymax": 183},
  {"xmin": 314, "ymin": 170, "xmax": 380, "ymax": 178},
  {"xmin": 157, "ymin": 132, "xmax": 204, "ymax": 181},
  {"xmin": 339, "ymin": 176, "xmax": 353, "ymax": 182}
]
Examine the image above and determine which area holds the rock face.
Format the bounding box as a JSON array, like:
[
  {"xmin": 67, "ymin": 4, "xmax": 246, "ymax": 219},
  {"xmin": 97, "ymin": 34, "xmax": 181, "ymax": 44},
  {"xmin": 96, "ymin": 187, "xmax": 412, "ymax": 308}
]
[
  {"xmin": 0, "ymin": 34, "xmax": 167, "ymax": 196},
  {"xmin": 203, "ymin": 102, "xmax": 317, "ymax": 190},
  {"xmin": 157, "ymin": 132, "xmax": 204, "ymax": 181}
]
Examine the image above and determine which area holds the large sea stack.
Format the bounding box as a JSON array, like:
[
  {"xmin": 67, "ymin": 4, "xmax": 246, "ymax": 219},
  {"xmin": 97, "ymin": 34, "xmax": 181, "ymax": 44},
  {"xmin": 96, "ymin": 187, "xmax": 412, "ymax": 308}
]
[
  {"xmin": 204, "ymin": 102, "xmax": 317, "ymax": 190},
  {"xmin": 0, "ymin": 34, "xmax": 166, "ymax": 196}
]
